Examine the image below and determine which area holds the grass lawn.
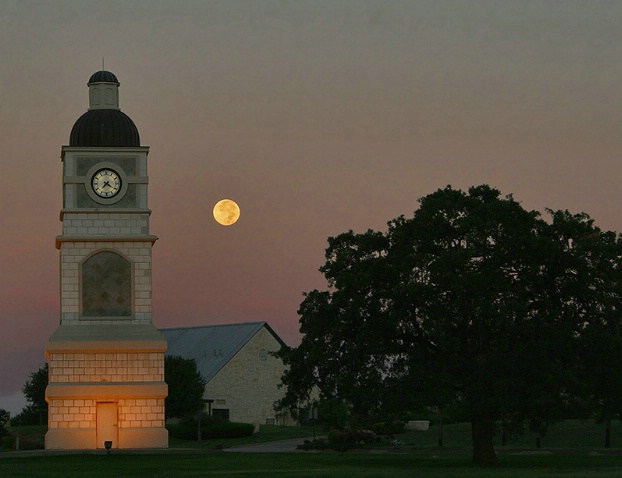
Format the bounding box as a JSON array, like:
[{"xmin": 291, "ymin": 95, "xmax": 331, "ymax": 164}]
[
  {"xmin": 4, "ymin": 422, "xmax": 622, "ymax": 477},
  {"xmin": 393, "ymin": 419, "xmax": 622, "ymax": 451},
  {"xmin": 2, "ymin": 453, "xmax": 622, "ymax": 478},
  {"xmin": 6, "ymin": 419, "xmax": 622, "ymax": 452}
]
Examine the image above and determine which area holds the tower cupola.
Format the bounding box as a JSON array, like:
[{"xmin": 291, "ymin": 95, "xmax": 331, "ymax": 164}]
[
  {"xmin": 88, "ymin": 70, "xmax": 120, "ymax": 110},
  {"xmin": 69, "ymin": 70, "xmax": 140, "ymax": 147}
]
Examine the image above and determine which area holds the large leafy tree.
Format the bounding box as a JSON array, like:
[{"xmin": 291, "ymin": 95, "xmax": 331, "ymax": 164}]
[
  {"xmin": 23, "ymin": 363, "xmax": 48, "ymax": 409},
  {"xmin": 164, "ymin": 355, "xmax": 207, "ymax": 419},
  {"xmin": 278, "ymin": 185, "xmax": 615, "ymax": 465},
  {"xmin": 11, "ymin": 363, "xmax": 49, "ymax": 426},
  {"xmin": 556, "ymin": 210, "xmax": 622, "ymax": 447}
]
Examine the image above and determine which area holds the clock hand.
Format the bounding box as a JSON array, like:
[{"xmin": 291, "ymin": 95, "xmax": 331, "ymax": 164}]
[{"xmin": 103, "ymin": 180, "xmax": 111, "ymax": 188}]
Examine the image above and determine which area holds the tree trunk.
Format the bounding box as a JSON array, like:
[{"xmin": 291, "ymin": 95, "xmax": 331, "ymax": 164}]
[{"xmin": 471, "ymin": 416, "xmax": 499, "ymax": 465}]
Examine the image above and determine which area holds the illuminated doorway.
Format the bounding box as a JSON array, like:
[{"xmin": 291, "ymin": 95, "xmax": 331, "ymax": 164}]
[{"xmin": 96, "ymin": 402, "xmax": 118, "ymax": 449}]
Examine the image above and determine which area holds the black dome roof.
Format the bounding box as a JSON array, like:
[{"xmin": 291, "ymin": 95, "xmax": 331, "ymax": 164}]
[
  {"xmin": 88, "ymin": 70, "xmax": 119, "ymax": 84},
  {"xmin": 70, "ymin": 109, "xmax": 140, "ymax": 147}
]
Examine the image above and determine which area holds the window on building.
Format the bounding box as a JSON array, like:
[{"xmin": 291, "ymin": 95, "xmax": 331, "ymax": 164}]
[{"xmin": 212, "ymin": 409, "xmax": 230, "ymax": 420}]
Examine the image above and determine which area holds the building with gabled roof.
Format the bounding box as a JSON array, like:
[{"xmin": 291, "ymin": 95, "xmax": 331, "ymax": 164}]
[{"xmin": 160, "ymin": 322, "xmax": 294, "ymax": 426}]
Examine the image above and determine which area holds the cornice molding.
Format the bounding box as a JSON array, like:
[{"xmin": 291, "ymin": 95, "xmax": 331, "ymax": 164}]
[{"xmin": 56, "ymin": 234, "xmax": 158, "ymax": 249}]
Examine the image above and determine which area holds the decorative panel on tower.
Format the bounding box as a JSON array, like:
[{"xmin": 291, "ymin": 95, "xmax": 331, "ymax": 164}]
[{"xmin": 45, "ymin": 71, "xmax": 168, "ymax": 450}]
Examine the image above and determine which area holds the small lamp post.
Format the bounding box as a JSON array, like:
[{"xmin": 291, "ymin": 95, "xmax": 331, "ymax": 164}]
[
  {"xmin": 38, "ymin": 407, "xmax": 46, "ymax": 426},
  {"xmin": 197, "ymin": 399, "xmax": 214, "ymax": 444},
  {"xmin": 310, "ymin": 403, "xmax": 318, "ymax": 441},
  {"xmin": 204, "ymin": 398, "xmax": 214, "ymax": 417},
  {"xmin": 437, "ymin": 408, "xmax": 444, "ymax": 448}
]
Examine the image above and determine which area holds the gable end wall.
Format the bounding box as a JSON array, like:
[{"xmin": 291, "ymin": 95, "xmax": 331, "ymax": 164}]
[{"xmin": 205, "ymin": 327, "xmax": 292, "ymax": 425}]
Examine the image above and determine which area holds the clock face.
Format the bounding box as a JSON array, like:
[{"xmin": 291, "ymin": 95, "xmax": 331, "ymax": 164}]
[{"xmin": 92, "ymin": 168, "xmax": 121, "ymax": 198}]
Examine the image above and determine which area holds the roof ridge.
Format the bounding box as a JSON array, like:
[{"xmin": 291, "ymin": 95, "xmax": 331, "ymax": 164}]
[{"xmin": 159, "ymin": 321, "xmax": 266, "ymax": 332}]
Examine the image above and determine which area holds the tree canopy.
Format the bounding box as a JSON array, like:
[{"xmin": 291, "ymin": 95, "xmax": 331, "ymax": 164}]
[
  {"xmin": 10, "ymin": 363, "xmax": 49, "ymax": 426},
  {"xmin": 23, "ymin": 363, "xmax": 48, "ymax": 410},
  {"xmin": 164, "ymin": 355, "xmax": 207, "ymax": 419},
  {"xmin": 277, "ymin": 185, "xmax": 622, "ymax": 465},
  {"xmin": 0, "ymin": 409, "xmax": 9, "ymax": 437}
]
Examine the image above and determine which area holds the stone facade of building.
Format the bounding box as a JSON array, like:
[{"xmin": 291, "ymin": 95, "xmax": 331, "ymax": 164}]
[
  {"xmin": 205, "ymin": 327, "xmax": 293, "ymax": 425},
  {"xmin": 162, "ymin": 322, "xmax": 295, "ymax": 428}
]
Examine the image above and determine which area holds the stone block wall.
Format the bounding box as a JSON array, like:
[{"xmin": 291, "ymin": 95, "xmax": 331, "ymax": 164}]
[
  {"xmin": 48, "ymin": 398, "xmax": 96, "ymax": 429},
  {"xmin": 60, "ymin": 241, "xmax": 153, "ymax": 324},
  {"xmin": 48, "ymin": 398, "xmax": 165, "ymax": 430},
  {"xmin": 48, "ymin": 352, "xmax": 164, "ymax": 383},
  {"xmin": 117, "ymin": 398, "xmax": 165, "ymax": 428},
  {"xmin": 47, "ymin": 351, "xmax": 165, "ymax": 431},
  {"xmin": 62, "ymin": 212, "xmax": 150, "ymax": 236},
  {"xmin": 62, "ymin": 150, "xmax": 149, "ymax": 210},
  {"xmin": 205, "ymin": 327, "xmax": 294, "ymax": 425}
]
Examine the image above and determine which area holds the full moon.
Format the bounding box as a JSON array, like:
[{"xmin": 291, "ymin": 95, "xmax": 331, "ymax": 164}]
[{"xmin": 213, "ymin": 199, "xmax": 241, "ymax": 226}]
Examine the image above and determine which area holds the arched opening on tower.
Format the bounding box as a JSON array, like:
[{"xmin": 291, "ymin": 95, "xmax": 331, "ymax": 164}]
[{"xmin": 81, "ymin": 250, "xmax": 132, "ymax": 317}]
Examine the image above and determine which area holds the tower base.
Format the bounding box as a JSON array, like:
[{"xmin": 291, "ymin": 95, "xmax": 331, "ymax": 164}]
[
  {"xmin": 45, "ymin": 324, "xmax": 168, "ymax": 450},
  {"xmin": 45, "ymin": 427, "xmax": 168, "ymax": 450}
]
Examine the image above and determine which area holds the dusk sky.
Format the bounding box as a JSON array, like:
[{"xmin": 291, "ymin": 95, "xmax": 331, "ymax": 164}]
[{"xmin": 2, "ymin": 0, "xmax": 622, "ymax": 414}]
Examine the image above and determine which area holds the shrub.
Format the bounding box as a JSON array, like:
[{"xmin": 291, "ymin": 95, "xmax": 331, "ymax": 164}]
[
  {"xmin": 371, "ymin": 421, "xmax": 406, "ymax": 436},
  {"xmin": 1, "ymin": 436, "xmax": 44, "ymax": 450},
  {"xmin": 166, "ymin": 421, "xmax": 254, "ymax": 440},
  {"xmin": 297, "ymin": 438, "xmax": 327, "ymax": 450},
  {"xmin": 0, "ymin": 409, "xmax": 9, "ymax": 438},
  {"xmin": 354, "ymin": 429, "xmax": 377, "ymax": 444},
  {"xmin": 327, "ymin": 429, "xmax": 347, "ymax": 445},
  {"xmin": 10, "ymin": 405, "xmax": 46, "ymax": 427},
  {"xmin": 298, "ymin": 429, "xmax": 377, "ymax": 452},
  {"xmin": 1, "ymin": 436, "xmax": 13, "ymax": 449},
  {"xmin": 20, "ymin": 438, "xmax": 44, "ymax": 450},
  {"xmin": 204, "ymin": 422, "xmax": 254, "ymax": 439},
  {"xmin": 166, "ymin": 423, "xmax": 195, "ymax": 440}
]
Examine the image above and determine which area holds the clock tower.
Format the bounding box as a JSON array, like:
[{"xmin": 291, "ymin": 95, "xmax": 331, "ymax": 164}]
[{"xmin": 45, "ymin": 71, "xmax": 168, "ymax": 449}]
